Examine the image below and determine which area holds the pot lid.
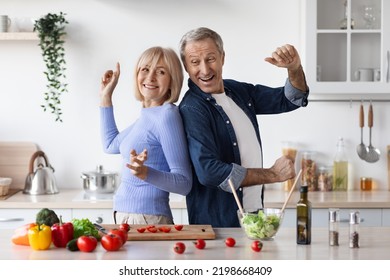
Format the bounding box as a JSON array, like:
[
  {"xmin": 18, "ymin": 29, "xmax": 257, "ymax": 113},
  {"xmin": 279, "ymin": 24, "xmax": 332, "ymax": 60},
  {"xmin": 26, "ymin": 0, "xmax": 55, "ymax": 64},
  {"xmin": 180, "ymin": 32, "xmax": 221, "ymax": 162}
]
[{"xmin": 82, "ymin": 165, "xmax": 117, "ymax": 177}]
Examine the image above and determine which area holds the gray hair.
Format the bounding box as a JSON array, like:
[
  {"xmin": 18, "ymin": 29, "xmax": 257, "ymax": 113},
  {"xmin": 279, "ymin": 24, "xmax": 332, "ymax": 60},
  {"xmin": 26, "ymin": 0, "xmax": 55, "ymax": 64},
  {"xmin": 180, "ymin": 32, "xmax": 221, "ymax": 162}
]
[{"xmin": 179, "ymin": 27, "xmax": 224, "ymax": 64}]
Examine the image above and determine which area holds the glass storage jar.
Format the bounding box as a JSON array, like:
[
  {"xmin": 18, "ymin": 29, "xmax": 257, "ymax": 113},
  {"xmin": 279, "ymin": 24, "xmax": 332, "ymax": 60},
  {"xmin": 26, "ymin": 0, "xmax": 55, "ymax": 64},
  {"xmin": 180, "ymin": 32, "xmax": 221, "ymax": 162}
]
[
  {"xmin": 318, "ymin": 166, "xmax": 333, "ymax": 191},
  {"xmin": 301, "ymin": 151, "xmax": 317, "ymax": 191}
]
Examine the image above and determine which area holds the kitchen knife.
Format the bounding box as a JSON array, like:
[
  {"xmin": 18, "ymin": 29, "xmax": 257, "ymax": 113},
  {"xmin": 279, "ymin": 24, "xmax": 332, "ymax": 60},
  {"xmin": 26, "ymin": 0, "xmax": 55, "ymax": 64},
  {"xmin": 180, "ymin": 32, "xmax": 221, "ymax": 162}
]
[{"xmin": 94, "ymin": 223, "xmax": 109, "ymax": 234}]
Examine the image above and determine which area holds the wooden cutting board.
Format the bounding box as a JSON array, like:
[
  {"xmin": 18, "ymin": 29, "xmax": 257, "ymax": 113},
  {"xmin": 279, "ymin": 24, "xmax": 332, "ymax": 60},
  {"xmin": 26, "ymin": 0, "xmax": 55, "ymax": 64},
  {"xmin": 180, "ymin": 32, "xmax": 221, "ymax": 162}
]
[
  {"xmin": 0, "ymin": 142, "xmax": 39, "ymax": 189},
  {"xmin": 100, "ymin": 224, "xmax": 216, "ymax": 241},
  {"xmin": 387, "ymin": 145, "xmax": 390, "ymax": 190}
]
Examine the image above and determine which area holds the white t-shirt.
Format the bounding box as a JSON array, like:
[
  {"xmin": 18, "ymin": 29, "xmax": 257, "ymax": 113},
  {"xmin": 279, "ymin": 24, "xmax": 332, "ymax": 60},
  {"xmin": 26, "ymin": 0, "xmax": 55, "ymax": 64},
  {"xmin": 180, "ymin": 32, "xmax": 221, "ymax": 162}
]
[{"xmin": 212, "ymin": 92, "xmax": 263, "ymax": 210}]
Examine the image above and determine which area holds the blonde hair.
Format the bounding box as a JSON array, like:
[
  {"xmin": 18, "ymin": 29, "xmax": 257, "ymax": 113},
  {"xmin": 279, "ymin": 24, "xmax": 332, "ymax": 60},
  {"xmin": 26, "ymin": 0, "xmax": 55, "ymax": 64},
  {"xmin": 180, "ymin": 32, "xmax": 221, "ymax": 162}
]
[{"xmin": 134, "ymin": 47, "xmax": 184, "ymax": 103}]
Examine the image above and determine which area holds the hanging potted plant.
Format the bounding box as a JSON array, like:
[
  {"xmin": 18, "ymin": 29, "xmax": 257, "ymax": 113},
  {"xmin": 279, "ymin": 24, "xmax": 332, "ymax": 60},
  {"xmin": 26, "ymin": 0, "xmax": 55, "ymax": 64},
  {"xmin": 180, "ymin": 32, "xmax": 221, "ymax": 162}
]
[{"xmin": 34, "ymin": 12, "xmax": 69, "ymax": 122}]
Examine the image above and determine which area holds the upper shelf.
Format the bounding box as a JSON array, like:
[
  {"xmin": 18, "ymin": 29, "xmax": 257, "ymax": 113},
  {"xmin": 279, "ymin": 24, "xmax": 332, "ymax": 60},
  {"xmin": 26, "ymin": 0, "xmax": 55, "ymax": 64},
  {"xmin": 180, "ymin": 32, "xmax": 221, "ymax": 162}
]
[{"xmin": 0, "ymin": 32, "xmax": 38, "ymax": 41}]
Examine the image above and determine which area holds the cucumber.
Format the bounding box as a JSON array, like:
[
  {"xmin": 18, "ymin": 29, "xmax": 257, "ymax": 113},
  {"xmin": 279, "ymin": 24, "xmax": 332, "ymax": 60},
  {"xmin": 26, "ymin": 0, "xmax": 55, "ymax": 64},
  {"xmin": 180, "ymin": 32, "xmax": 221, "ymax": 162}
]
[{"xmin": 66, "ymin": 238, "xmax": 79, "ymax": 251}]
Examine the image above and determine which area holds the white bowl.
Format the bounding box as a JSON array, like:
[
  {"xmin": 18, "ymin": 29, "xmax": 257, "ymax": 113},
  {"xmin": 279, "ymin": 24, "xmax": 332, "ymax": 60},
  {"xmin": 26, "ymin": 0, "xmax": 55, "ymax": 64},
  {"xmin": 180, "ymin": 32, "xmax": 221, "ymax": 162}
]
[{"xmin": 238, "ymin": 208, "xmax": 284, "ymax": 240}]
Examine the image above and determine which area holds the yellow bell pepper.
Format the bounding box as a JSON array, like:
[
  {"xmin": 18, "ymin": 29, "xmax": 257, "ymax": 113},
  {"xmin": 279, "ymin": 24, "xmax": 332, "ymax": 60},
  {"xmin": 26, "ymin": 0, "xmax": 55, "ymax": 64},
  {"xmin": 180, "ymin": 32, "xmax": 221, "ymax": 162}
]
[{"xmin": 28, "ymin": 224, "xmax": 52, "ymax": 250}]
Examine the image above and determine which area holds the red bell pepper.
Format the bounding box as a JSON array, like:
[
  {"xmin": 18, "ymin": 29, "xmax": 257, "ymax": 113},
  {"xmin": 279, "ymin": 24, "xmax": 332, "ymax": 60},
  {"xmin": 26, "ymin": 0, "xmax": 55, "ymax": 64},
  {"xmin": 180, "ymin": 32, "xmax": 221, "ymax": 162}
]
[{"xmin": 51, "ymin": 215, "xmax": 74, "ymax": 248}]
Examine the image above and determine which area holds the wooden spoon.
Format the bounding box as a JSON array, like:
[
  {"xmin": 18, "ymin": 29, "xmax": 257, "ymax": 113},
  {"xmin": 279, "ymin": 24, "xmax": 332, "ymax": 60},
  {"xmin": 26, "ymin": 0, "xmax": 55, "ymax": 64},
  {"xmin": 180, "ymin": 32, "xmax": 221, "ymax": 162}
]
[
  {"xmin": 356, "ymin": 103, "xmax": 368, "ymax": 160},
  {"xmin": 365, "ymin": 102, "xmax": 380, "ymax": 163},
  {"xmin": 281, "ymin": 169, "xmax": 302, "ymax": 214}
]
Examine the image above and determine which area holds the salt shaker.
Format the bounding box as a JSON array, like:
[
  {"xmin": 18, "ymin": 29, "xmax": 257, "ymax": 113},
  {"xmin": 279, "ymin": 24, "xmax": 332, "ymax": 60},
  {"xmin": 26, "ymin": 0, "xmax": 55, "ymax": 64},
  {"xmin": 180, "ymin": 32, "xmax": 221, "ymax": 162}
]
[
  {"xmin": 349, "ymin": 210, "xmax": 360, "ymax": 248},
  {"xmin": 329, "ymin": 208, "xmax": 339, "ymax": 246}
]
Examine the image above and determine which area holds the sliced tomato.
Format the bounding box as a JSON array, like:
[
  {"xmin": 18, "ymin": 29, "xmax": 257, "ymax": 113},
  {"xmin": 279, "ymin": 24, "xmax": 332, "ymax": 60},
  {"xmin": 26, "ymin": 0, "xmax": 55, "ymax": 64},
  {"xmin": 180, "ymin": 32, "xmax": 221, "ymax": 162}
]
[
  {"xmin": 158, "ymin": 226, "xmax": 171, "ymax": 233},
  {"xmin": 137, "ymin": 227, "xmax": 146, "ymax": 233},
  {"xmin": 147, "ymin": 227, "xmax": 158, "ymax": 233},
  {"xmin": 174, "ymin": 224, "xmax": 183, "ymax": 231}
]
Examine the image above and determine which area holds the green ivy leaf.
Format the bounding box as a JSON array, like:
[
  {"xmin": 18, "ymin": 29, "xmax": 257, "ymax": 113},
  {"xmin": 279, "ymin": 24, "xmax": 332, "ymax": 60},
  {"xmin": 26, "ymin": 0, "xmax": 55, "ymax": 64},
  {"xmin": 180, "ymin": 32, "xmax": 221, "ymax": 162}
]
[{"xmin": 34, "ymin": 12, "xmax": 68, "ymax": 122}]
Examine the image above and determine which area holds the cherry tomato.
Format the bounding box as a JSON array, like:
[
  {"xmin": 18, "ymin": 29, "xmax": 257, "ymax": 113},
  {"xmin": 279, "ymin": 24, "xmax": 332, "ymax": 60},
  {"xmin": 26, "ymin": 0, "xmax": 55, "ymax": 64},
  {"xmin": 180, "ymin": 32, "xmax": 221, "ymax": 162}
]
[
  {"xmin": 173, "ymin": 242, "xmax": 186, "ymax": 254},
  {"xmin": 147, "ymin": 227, "xmax": 158, "ymax": 233},
  {"xmin": 119, "ymin": 223, "xmax": 131, "ymax": 232},
  {"xmin": 174, "ymin": 224, "xmax": 183, "ymax": 231},
  {"xmin": 109, "ymin": 228, "xmax": 128, "ymax": 245},
  {"xmin": 101, "ymin": 233, "xmax": 123, "ymax": 251},
  {"xmin": 158, "ymin": 226, "xmax": 171, "ymax": 233},
  {"xmin": 251, "ymin": 240, "xmax": 263, "ymax": 252},
  {"xmin": 77, "ymin": 235, "xmax": 98, "ymax": 252},
  {"xmin": 194, "ymin": 239, "xmax": 206, "ymax": 249},
  {"xmin": 225, "ymin": 237, "xmax": 236, "ymax": 247},
  {"xmin": 137, "ymin": 227, "xmax": 146, "ymax": 233}
]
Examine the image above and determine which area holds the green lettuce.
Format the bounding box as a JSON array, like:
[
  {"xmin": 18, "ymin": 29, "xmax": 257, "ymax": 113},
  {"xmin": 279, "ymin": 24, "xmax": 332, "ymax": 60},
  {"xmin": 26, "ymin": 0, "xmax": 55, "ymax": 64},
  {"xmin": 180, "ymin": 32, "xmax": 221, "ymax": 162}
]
[
  {"xmin": 241, "ymin": 210, "xmax": 281, "ymax": 239},
  {"xmin": 71, "ymin": 218, "xmax": 100, "ymax": 239}
]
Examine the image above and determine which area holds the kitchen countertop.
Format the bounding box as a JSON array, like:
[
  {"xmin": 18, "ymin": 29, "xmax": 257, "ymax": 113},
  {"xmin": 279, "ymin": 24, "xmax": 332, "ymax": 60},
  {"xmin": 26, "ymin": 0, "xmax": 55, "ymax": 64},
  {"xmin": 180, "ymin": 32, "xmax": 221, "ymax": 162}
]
[
  {"xmin": 1, "ymin": 226, "xmax": 390, "ymax": 260},
  {"xmin": 2, "ymin": 188, "xmax": 390, "ymax": 209}
]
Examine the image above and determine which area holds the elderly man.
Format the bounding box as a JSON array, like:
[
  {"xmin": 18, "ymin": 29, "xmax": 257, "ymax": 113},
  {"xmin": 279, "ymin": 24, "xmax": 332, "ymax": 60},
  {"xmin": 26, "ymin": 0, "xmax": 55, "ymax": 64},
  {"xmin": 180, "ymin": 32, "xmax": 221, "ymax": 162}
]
[{"xmin": 179, "ymin": 27, "xmax": 309, "ymax": 227}]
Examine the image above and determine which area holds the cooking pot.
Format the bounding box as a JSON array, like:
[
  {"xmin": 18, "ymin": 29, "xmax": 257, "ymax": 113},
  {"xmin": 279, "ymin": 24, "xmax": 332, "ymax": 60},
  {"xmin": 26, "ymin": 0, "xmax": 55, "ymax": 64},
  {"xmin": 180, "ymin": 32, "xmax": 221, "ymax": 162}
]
[
  {"xmin": 81, "ymin": 165, "xmax": 118, "ymax": 193},
  {"xmin": 23, "ymin": 151, "xmax": 59, "ymax": 195}
]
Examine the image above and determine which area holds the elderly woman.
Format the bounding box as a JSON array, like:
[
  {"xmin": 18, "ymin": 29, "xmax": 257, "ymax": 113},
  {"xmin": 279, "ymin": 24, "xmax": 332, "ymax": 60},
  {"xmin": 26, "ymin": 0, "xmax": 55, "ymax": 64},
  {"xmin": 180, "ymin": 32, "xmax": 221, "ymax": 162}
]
[{"xmin": 99, "ymin": 47, "xmax": 192, "ymax": 225}]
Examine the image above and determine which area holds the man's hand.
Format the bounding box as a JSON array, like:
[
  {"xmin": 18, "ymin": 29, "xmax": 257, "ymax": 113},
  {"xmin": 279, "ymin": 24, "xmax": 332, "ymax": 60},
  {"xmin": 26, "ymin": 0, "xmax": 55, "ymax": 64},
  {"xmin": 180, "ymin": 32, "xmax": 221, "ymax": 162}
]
[
  {"xmin": 269, "ymin": 155, "xmax": 296, "ymax": 182},
  {"xmin": 242, "ymin": 155, "xmax": 296, "ymax": 187},
  {"xmin": 264, "ymin": 44, "xmax": 301, "ymax": 71},
  {"xmin": 265, "ymin": 44, "xmax": 308, "ymax": 92}
]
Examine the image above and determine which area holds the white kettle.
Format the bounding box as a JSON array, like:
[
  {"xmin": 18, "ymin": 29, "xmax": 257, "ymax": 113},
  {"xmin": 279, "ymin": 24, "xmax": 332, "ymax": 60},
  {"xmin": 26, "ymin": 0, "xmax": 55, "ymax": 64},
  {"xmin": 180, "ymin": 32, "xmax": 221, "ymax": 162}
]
[{"xmin": 23, "ymin": 151, "xmax": 59, "ymax": 195}]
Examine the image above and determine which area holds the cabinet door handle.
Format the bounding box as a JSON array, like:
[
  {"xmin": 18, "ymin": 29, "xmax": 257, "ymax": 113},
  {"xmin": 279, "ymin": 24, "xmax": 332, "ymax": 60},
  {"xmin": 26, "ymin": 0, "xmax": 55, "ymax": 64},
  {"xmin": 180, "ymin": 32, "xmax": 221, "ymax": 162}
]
[
  {"xmin": 340, "ymin": 218, "xmax": 365, "ymax": 223},
  {"xmin": 0, "ymin": 218, "xmax": 24, "ymax": 222}
]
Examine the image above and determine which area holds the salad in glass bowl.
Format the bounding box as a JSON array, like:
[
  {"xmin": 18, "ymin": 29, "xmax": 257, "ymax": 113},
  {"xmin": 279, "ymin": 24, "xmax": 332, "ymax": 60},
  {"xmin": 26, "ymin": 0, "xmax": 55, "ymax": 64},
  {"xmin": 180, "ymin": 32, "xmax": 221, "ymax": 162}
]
[{"xmin": 238, "ymin": 208, "xmax": 284, "ymax": 240}]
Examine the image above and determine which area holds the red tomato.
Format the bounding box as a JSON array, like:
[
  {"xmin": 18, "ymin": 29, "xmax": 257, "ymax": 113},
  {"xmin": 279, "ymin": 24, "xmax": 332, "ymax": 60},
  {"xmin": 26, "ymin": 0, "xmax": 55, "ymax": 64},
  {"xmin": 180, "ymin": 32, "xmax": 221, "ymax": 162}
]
[
  {"xmin": 137, "ymin": 227, "xmax": 146, "ymax": 233},
  {"xmin": 225, "ymin": 237, "xmax": 236, "ymax": 247},
  {"xmin": 119, "ymin": 223, "xmax": 131, "ymax": 232},
  {"xmin": 158, "ymin": 226, "xmax": 171, "ymax": 233},
  {"xmin": 194, "ymin": 239, "xmax": 206, "ymax": 249},
  {"xmin": 251, "ymin": 240, "xmax": 263, "ymax": 252},
  {"xmin": 101, "ymin": 233, "xmax": 123, "ymax": 251},
  {"xmin": 173, "ymin": 242, "xmax": 186, "ymax": 254},
  {"xmin": 147, "ymin": 227, "xmax": 158, "ymax": 233},
  {"xmin": 174, "ymin": 224, "xmax": 183, "ymax": 231},
  {"xmin": 109, "ymin": 228, "xmax": 128, "ymax": 245},
  {"xmin": 77, "ymin": 235, "xmax": 98, "ymax": 252}
]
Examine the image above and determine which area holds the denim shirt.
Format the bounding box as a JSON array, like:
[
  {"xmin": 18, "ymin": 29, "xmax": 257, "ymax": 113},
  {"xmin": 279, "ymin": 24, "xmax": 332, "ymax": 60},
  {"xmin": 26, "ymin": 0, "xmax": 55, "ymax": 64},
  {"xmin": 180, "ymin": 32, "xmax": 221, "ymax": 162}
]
[{"xmin": 179, "ymin": 78, "xmax": 308, "ymax": 227}]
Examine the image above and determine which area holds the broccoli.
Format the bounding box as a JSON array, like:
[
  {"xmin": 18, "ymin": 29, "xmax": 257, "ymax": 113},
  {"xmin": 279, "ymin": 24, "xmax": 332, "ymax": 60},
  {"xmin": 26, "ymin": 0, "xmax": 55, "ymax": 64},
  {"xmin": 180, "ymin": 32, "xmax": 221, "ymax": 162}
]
[{"xmin": 36, "ymin": 208, "xmax": 60, "ymax": 226}]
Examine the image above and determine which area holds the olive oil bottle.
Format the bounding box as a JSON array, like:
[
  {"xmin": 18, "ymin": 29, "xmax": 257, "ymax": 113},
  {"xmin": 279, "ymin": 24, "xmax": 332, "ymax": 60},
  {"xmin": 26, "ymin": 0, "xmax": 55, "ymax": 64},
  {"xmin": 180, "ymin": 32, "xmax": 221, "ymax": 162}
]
[
  {"xmin": 297, "ymin": 185, "xmax": 311, "ymax": 245},
  {"xmin": 333, "ymin": 137, "xmax": 348, "ymax": 191}
]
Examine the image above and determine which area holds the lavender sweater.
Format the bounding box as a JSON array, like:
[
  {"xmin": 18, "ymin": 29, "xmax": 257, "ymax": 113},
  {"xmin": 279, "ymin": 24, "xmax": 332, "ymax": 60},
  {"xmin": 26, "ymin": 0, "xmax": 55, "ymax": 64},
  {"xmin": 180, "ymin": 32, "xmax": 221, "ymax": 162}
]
[{"xmin": 100, "ymin": 104, "xmax": 192, "ymax": 219}]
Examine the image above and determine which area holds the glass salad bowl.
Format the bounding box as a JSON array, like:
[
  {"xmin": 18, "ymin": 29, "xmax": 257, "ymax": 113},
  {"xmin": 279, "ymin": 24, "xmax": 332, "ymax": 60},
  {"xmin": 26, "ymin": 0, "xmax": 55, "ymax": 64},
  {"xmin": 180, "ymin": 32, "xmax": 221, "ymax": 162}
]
[{"xmin": 238, "ymin": 208, "xmax": 284, "ymax": 240}]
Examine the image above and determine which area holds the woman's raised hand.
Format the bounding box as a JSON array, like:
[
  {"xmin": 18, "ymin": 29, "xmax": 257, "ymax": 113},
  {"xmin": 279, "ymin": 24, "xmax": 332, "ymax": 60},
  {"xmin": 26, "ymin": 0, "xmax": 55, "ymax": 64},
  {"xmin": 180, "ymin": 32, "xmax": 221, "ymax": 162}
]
[{"xmin": 100, "ymin": 62, "xmax": 120, "ymax": 107}]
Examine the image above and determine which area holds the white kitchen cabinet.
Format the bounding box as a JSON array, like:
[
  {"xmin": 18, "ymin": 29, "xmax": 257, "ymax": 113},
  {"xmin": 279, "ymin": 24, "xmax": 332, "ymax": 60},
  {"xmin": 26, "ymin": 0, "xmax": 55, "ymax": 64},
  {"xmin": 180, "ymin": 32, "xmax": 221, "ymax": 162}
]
[
  {"xmin": 381, "ymin": 209, "xmax": 390, "ymax": 226},
  {"xmin": 282, "ymin": 208, "xmax": 382, "ymax": 228},
  {"xmin": 0, "ymin": 208, "xmax": 72, "ymax": 229},
  {"xmin": 303, "ymin": 0, "xmax": 390, "ymax": 96}
]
